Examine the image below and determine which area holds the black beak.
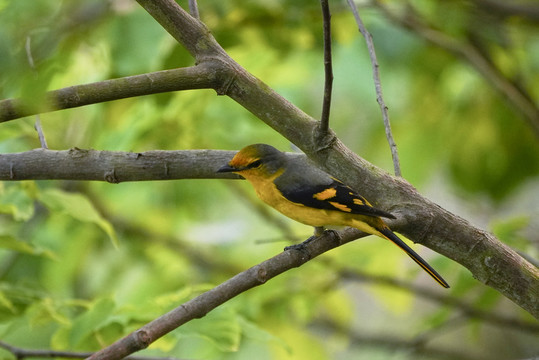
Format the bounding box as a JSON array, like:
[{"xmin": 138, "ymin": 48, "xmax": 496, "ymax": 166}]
[{"xmin": 217, "ymin": 164, "xmax": 238, "ymax": 173}]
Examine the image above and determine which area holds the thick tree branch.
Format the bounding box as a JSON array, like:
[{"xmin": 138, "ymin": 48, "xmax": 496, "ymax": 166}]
[
  {"xmin": 135, "ymin": 0, "xmax": 227, "ymax": 62},
  {"xmin": 0, "ymin": 149, "xmax": 238, "ymax": 182},
  {"xmin": 2, "ymin": 148, "xmax": 538, "ymax": 321},
  {"xmin": 0, "ymin": 65, "xmax": 220, "ymax": 123},
  {"xmin": 134, "ymin": 0, "xmax": 321, "ymax": 148}
]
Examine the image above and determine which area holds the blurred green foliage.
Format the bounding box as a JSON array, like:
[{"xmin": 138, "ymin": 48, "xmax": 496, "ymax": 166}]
[{"xmin": 0, "ymin": 0, "xmax": 538, "ymax": 359}]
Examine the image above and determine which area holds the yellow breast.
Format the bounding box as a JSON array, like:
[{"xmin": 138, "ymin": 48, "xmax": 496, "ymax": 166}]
[{"xmin": 241, "ymin": 169, "xmax": 359, "ymax": 228}]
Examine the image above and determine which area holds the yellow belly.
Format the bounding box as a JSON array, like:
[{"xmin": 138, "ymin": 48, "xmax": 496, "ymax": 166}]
[{"xmin": 247, "ymin": 174, "xmax": 383, "ymax": 237}]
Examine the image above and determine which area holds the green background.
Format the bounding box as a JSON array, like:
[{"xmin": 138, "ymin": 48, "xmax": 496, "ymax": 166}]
[{"xmin": 0, "ymin": 0, "xmax": 538, "ymax": 359}]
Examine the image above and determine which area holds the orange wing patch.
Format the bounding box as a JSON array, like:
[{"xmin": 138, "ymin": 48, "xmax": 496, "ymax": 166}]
[
  {"xmin": 352, "ymin": 198, "xmax": 365, "ymax": 205},
  {"xmin": 329, "ymin": 201, "xmax": 351, "ymax": 212},
  {"xmin": 313, "ymin": 188, "xmax": 337, "ymax": 201}
]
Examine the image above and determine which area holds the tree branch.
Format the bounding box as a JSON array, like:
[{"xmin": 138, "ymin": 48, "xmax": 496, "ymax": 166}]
[
  {"xmin": 188, "ymin": 0, "xmax": 200, "ymax": 20},
  {"xmin": 318, "ymin": 0, "xmax": 333, "ymax": 140},
  {"xmin": 346, "ymin": 0, "xmax": 401, "ymax": 176},
  {"xmin": 0, "ymin": 65, "xmax": 220, "ymax": 123},
  {"xmin": 87, "ymin": 229, "xmax": 364, "ymax": 360},
  {"xmin": 94, "ymin": 189, "xmax": 538, "ymax": 336},
  {"xmin": 0, "ymin": 149, "xmax": 238, "ymax": 182},
  {"xmin": 2, "ymin": 148, "xmax": 538, "ymax": 320},
  {"xmin": 135, "ymin": 0, "xmax": 227, "ymax": 62},
  {"xmin": 0, "ymin": 340, "xmax": 177, "ymax": 360}
]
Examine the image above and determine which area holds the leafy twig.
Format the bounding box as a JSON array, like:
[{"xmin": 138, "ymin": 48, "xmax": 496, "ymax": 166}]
[{"xmin": 346, "ymin": 0, "xmax": 401, "ymax": 176}]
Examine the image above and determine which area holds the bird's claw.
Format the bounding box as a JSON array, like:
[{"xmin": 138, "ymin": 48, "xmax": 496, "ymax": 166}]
[{"xmin": 284, "ymin": 235, "xmax": 317, "ymax": 252}]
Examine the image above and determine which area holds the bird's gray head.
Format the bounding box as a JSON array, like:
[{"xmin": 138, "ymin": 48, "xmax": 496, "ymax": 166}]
[{"xmin": 217, "ymin": 143, "xmax": 287, "ymax": 177}]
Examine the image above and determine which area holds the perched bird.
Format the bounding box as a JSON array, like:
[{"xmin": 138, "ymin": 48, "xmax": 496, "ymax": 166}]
[{"xmin": 218, "ymin": 144, "xmax": 449, "ymax": 288}]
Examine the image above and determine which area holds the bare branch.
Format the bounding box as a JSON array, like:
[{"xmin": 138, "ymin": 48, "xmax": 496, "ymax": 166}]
[
  {"xmin": 0, "ymin": 340, "xmax": 178, "ymax": 360},
  {"xmin": 346, "ymin": 0, "xmax": 401, "ymax": 176},
  {"xmin": 0, "ymin": 149, "xmax": 238, "ymax": 182},
  {"xmin": 318, "ymin": 0, "xmax": 333, "ymax": 140},
  {"xmin": 135, "ymin": 0, "xmax": 227, "ymax": 61},
  {"xmin": 87, "ymin": 229, "xmax": 366, "ymax": 360},
  {"xmin": 188, "ymin": 0, "xmax": 200, "ymax": 20},
  {"xmin": 135, "ymin": 0, "xmax": 322, "ymax": 150},
  {"xmin": 0, "ymin": 65, "xmax": 220, "ymax": 123}
]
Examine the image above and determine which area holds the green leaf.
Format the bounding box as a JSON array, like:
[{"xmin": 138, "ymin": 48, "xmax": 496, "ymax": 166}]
[
  {"xmin": 0, "ymin": 183, "xmax": 35, "ymax": 221},
  {"xmin": 27, "ymin": 297, "xmax": 70, "ymax": 328},
  {"xmin": 238, "ymin": 316, "xmax": 288, "ymax": 348},
  {"xmin": 39, "ymin": 188, "xmax": 118, "ymax": 247},
  {"xmin": 176, "ymin": 307, "xmax": 242, "ymax": 352},
  {"xmin": 0, "ymin": 291, "xmax": 16, "ymax": 314},
  {"xmin": 0, "ymin": 235, "xmax": 56, "ymax": 259},
  {"xmin": 69, "ymin": 297, "xmax": 116, "ymax": 347}
]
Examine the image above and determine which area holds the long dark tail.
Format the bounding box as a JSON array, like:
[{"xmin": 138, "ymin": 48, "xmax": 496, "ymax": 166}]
[{"xmin": 379, "ymin": 227, "xmax": 450, "ymax": 288}]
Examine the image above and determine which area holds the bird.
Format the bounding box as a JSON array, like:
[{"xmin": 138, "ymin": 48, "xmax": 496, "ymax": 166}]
[{"xmin": 217, "ymin": 143, "xmax": 449, "ymax": 288}]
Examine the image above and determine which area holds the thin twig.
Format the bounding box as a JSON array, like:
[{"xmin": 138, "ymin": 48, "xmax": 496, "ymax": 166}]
[
  {"xmin": 313, "ymin": 319, "xmax": 486, "ymax": 360},
  {"xmin": 374, "ymin": 0, "xmax": 539, "ymax": 137},
  {"xmin": 340, "ymin": 269, "xmax": 539, "ymax": 333},
  {"xmin": 0, "ymin": 341, "xmax": 178, "ymax": 360},
  {"xmin": 25, "ymin": 35, "xmax": 48, "ymax": 149},
  {"xmin": 319, "ymin": 0, "xmax": 333, "ymax": 138},
  {"xmin": 188, "ymin": 0, "xmax": 199, "ymax": 19},
  {"xmin": 345, "ymin": 0, "xmax": 401, "ymax": 176}
]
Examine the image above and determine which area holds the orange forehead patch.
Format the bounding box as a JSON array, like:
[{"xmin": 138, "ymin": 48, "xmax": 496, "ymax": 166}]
[
  {"xmin": 229, "ymin": 145, "xmax": 264, "ymax": 168},
  {"xmin": 229, "ymin": 154, "xmax": 255, "ymax": 169},
  {"xmin": 313, "ymin": 188, "xmax": 337, "ymax": 201}
]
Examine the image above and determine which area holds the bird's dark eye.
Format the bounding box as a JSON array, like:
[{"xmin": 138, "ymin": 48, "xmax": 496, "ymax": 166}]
[{"xmin": 248, "ymin": 160, "xmax": 262, "ymax": 169}]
